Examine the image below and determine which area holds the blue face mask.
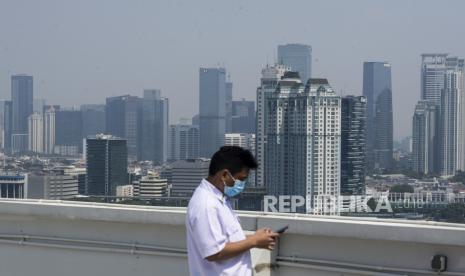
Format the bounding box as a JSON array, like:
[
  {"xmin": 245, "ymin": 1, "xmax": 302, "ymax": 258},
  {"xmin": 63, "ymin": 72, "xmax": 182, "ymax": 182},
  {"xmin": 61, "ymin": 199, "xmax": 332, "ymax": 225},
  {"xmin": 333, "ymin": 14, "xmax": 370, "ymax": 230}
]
[{"xmin": 224, "ymin": 171, "xmax": 247, "ymax": 198}]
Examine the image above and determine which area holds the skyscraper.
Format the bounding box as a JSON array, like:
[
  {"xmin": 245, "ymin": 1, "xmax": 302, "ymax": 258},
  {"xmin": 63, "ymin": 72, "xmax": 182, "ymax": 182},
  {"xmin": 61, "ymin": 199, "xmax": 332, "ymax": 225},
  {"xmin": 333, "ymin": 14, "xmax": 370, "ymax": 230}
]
[
  {"xmin": 11, "ymin": 75, "xmax": 33, "ymax": 154},
  {"xmin": 419, "ymin": 54, "xmax": 465, "ymax": 176},
  {"xmin": 265, "ymin": 74, "xmax": 341, "ymax": 214},
  {"xmin": 439, "ymin": 57, "xmax": 465, "ymax": 176},
  {"xmin": 140, "ymin": 89, "xmax": 169, "ymax": 164},
  {"xmin": 421, "ymin": 54, "xmax": 449, "ymax": 105},
  {"xmin": 199, "ymin": 68, "xmax": 226, "ymax": 158},
  {"xmin": 255, "ymin": 64, "xmax": 289, "ymax": 188},
  {"xmin": 54, "ymin": 110, "xmax": 83, "ymax": 156},
  {"xmin": 0, "ymin": 100, "xmax": 12, "ymax": 151},
  {"xmin": 86, "ymin": 134, "xmax": 128, "ymax": 196},
  {"xmin": 362, "ymin": 62, "xmax": 393, "ymax": 172},
  {"xmin": 105, "ymin": 95, "xmax": 141, "ymax": 160},
  {"xmin": 81, "ymin": 104, "xmax": 105, "ymax": 139},
  {"xmin": 28, "ymin": 112, "xmax": 44, "ymax": 153},
  {"xmin": 168, "ymin": 123, "xmax": 199, "ymax": 161},
  {"xmin": 412, "ymin": 100, "xmax": 438, "ymax": 175},
  {"xmin": 341, "ymin": 96, "xmax": 366, "ymax": 195},
  {"xmin": 231, "ymin": 99, "xmax": 255, "ymax": 133},
  {"xmin": 44, "ymin": 106, "xmax": 56, "ymax": 154},
  {"xmin": 225, "ymin": 81, "xmax": 233, "ymax": 133},
  {"xmin": 277, "ymin": 44, "xmax": 312, "ymax": 83}
]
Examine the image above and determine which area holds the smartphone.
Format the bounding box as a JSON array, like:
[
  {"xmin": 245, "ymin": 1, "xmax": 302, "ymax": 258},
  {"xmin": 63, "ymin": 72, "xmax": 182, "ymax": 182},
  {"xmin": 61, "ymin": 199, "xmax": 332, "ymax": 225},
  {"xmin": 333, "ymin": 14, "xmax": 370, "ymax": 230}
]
[{"xmin": 275, "ymin": 225, "xmax": 289, "ymax": 234}]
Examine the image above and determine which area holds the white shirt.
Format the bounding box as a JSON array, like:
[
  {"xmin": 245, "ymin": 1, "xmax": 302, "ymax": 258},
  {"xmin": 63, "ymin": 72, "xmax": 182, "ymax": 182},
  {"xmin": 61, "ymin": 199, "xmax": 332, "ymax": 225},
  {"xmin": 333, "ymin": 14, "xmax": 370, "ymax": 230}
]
[{"xmin": 186, "ymin": 179, "xmax": 252, "ymax": 276}]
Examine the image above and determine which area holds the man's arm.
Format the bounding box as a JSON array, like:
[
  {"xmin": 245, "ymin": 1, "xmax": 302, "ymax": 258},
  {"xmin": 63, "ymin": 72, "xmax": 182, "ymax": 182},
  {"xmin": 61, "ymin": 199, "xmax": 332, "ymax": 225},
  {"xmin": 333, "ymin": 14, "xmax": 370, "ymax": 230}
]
[{"xmin": 206, "ymin": 228, "xmax": 279, "ymax": 262}]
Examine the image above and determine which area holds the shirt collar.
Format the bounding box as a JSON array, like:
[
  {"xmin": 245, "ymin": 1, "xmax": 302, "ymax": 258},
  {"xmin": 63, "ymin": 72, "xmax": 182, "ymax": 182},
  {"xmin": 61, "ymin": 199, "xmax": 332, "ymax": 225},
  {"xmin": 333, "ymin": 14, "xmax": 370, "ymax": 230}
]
[{"xmin": 200, "ymin": 178, "xmax": 226, "ymax": 203}]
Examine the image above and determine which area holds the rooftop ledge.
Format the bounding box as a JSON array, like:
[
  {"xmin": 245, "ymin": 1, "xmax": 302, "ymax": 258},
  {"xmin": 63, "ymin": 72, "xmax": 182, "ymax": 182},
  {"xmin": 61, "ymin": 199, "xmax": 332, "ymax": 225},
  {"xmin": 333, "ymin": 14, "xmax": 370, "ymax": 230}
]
[
  {"xmin": 1, "ymin": 199, "xmax": 465, "ymax": 275},
  {"xmin": 1, "ymin": 198, "xmax": 465, "ymax": 246}
]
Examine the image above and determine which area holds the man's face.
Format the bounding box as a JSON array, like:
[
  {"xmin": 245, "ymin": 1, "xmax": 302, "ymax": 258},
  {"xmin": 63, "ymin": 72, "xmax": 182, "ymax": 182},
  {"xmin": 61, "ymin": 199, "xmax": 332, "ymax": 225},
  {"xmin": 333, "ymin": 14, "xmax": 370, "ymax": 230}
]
[{"xmin": 223, "ymin": 167, "xmax": 250, "ymax": 187}]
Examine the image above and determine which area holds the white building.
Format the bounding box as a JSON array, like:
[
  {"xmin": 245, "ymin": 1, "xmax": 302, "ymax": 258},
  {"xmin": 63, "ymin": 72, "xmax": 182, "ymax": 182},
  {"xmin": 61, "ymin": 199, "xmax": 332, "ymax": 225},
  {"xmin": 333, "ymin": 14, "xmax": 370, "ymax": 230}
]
[
  {"xmin": 255, "ymin": 64, "xmax": 289, "ymax": 188},
  {"xmin": 265, "ymin": 74, "xmax": 341, "ymax": 215},
  {"xmin": 28, "ymin": 169, "xmax": 79, "ymax": 200},
  {"xmin": 28, "ymin": 112, "xmax": 43, "ymax": 153},
  {"xmin": 138, "ymin": 175, "xmax": 168, "ymax": 197},
  {"xmin": 44, "ymin": 107, "xmax": 56, "ymax": 154},
  {"xmin": 168, "ymin": 123, "xmax": 199, "ymax": 161},
  {"xmin": 116, "ymin": 185, "xmax": 134, "ymax": 197}
]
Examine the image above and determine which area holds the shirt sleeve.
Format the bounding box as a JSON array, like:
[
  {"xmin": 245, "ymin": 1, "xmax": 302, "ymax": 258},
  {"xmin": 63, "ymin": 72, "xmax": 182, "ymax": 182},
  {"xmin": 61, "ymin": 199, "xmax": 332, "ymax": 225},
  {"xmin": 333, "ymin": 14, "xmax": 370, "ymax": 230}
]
[{"xmin": 190, "ymin": 204, "xmax": 227, "ymax": 259}]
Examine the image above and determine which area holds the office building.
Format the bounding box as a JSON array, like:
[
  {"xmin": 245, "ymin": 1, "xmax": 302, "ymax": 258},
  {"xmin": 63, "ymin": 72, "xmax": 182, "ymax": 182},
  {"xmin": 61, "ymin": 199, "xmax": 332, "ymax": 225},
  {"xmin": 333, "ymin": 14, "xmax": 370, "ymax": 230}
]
[
  {"xmin": 116, "ymin": 185, "xmax": 134, "ymax": 197},
  {"xmin": 28, "ymin": 169, "xmax": 79, "ymax": 200},
  {"xmin": 225, "ymin": 81, "xmax": 233, "ymax": 132},
  {"xmin": 0, "ymin": 100, "xmax": 12, "ymax": 151},
  {"xmin": 439, "ymin": 57, "xmax": 465, "ymax": 176},
  {"xmin": 140, "ymin": 89, "xmax": 169, "ymax": 164},
  {"xmin": 81, "ymin": 104, "xmax": 105, "ymax": 139},
  {"xmin": 11, "ymin": 74, "xmax": 33, "ymax": 154},
  {"xmin": 341, "ymin": 96, "xmax": 367, "ymax": 195},
  {"xmin": 169, "ymin": 159, "xmax": 210, "ymax": 197},
  {"xmin": 362, "ymin": 62, "xmax": 393, "ymax": 172},
  {"xmin": 28, "ymin": 112, "xmax": 44, "ymax": 153},
  {"xmin": 105, "ymin": 95, "xmax": 141, "ymax": 160},
  {"xmin": 199, "ymin": 68, "xmax": 226, "ymax": 158},
  {"xmin": 138, "ymin": 175, "xmax": 168, "ymax": 197},
  {"xmin": 54, "ymin": 110, "xmax": 83, "ymax": 156},
  {"xmin": 231, "ymin": 99, "xmax": 255, "ymax": 133},
  {"xmin": 86, "ymin": 134, "xmax": 128, "ymax": 196},
  {"xmin": 412, "ymin": 100, "xmax": 438, "ymax": 175},
  {"xmin": 277, "ymin": 44, "xmax": 312, "ymax": 82},
  {"xmin": 44, "ymin": 106, "xmax": 56, "ymax": 154},
  {"xmin": 0, "ymin": 174, "xmax": 27, "ymax": 198},
  {"xmin": 255, "ymin": 64, "xmax": 289, "ymax": 188},
  {"xmin": 168, "ymin": 123, "xmax": 200, "ymax": 161},
  {"xmin": 265, "ymin": 74, "xmax": 341, "ymax": 214}
]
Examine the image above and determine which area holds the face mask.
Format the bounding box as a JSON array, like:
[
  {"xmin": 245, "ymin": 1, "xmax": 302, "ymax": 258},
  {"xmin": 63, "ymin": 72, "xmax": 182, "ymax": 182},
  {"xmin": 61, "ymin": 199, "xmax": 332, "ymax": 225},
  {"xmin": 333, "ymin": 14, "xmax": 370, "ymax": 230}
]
[{"xmin": 224, "ymin": 171, "xmax": 247, "ymax": 198}]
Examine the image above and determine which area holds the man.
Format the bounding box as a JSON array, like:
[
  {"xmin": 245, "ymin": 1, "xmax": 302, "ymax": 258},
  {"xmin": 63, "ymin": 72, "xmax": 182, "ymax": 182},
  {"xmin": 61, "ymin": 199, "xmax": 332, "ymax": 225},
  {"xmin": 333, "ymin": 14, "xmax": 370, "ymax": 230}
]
[{"xmin": 186, "ymin": 146, "xmax": 279, "ymax": 276}]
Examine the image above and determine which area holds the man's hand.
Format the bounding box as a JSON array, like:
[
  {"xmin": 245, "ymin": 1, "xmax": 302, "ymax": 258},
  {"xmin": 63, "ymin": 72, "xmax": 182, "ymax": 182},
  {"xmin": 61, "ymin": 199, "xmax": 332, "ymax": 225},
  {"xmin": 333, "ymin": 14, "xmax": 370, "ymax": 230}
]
[{"xmin": 250, "ymin": 228, "xmax": 280, "ymax": 250}]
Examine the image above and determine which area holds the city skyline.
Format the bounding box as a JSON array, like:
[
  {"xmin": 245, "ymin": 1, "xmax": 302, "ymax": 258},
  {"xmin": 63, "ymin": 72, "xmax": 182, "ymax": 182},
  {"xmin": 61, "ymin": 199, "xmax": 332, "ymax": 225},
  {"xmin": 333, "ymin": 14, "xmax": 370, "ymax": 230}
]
[{"xmin": 1, "ymin": 1, "xmax": 465, "ymax": 140}]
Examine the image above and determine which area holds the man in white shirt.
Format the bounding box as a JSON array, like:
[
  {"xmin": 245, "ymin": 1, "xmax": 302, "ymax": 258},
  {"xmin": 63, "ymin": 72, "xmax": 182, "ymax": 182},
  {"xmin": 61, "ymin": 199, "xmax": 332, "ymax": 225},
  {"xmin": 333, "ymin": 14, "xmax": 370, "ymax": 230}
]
[{"xmin": 186, "ymin": 146, "xmax": 279, "ymax": 276}]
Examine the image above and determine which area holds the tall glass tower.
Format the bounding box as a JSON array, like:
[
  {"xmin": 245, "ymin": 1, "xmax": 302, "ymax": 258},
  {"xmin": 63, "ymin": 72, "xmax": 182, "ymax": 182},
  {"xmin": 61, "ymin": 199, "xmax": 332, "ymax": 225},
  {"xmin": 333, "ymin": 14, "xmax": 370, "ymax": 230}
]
[
  {"xmin": 362, "ymin": 62, "xmax": 393, "ymax": 172},
  {"xmin": 278, "ymin": 44, "xmax": 312, "ymax": 83},
  {"xmin": 199, "ymin": 68, "xmax": 226, "ymax": 158}
]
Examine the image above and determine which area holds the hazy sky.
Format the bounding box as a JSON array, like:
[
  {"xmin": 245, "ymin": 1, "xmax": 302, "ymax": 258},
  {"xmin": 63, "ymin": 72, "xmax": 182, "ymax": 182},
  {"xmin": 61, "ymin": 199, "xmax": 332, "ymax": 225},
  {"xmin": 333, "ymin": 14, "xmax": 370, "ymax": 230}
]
[{"xmin": 1, "ymin": 0, "xmax": 464, "ymax": 140}]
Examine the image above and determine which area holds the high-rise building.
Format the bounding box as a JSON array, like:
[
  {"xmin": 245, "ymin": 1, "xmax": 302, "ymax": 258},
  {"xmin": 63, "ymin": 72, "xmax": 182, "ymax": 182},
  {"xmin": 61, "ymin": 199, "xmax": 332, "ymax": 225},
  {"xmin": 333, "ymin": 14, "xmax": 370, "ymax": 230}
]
[
  {"xmin": 86, "ymin": 134, "xmax": 128, "ymax": 196},
  {"xmin": 199, "ymin": 68, "xmax": 226, "ymax": 158},
  {"xmin": 44, "ymin": 106, "xmax": 56, "ymax": 154},
  {"xmin": 231, "ymin": 99, "xmax": 255, "ymax": 133},
  {"xmin": 362, "ymin": 62, "xmax": 393, "ymax": 172},
  {"xmin": 140, "ymin": 89, "xmax": 169, "ymax": 164},
  {"xmin": 255, "ymin": 64, "xmax": 289, "ymax": 188},
  {"xmin": 11, "ymin": 74, "xmax": 33, "ymax": 154},
  {"xmin": 28, "ymin": 112, "xmax": 44, "ymax": 153},
  {"xmin": 225, "ymin": 81, "xmax": 233, "ymax": 133},
  {"xmin": 0, "ymin": 100, "xmax": 12, "ymax": 151},
  {"xmin": 439, "ymin": 57, "xmax": 465, "ymax": 176},
  {"xmin": 412, "ymin": 100, "xmax": 438, "ymax": 175},
  {"xmin": 265, "ymin": 74, "xmax": 341, "ymax": 214},
  {"xmin": 277, "ymin": 44, "xmax": 312, "ymax": 83},
  {"xmin": 33, "ymin": 98, "xmax": 45, "ymax": 114},
  {"xmin": 421, "ymin": 54, "xmax": 449, "ymax": 105},
  {"xmin": 81, "ymin": 104, "xmax": 105, "ymax": 139},
  {"xmin": 169, "ymin": 159, "xmax": 210, "ymax": 197},
  {"xmin": 54, "ymin": 110, "xmax": 83, "ymax": 156},
  {"xmin": 224, "ymin": 133, "xmax": 256, "ymax": 187},
  {"xmin": 341, "ymin": 96, "xmax": 367, "ymax": 196},
  {"xmin": 105, "ymin": 95, "xmax": 141, "ymax": 160},
  {"xmin": 168, "ymin": 123, "xmax": 200, "ymax": 161}
]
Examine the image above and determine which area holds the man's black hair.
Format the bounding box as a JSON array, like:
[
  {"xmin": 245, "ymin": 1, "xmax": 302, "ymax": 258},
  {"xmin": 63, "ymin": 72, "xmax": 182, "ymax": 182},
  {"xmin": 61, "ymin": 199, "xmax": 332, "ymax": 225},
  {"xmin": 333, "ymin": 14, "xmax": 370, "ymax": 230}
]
[{"xmin": 209, "ymin": 146, "xmax": 258, "ymax": 176}]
